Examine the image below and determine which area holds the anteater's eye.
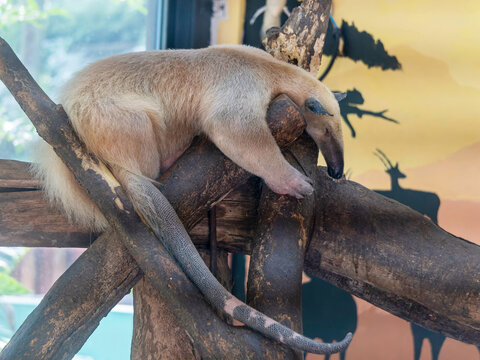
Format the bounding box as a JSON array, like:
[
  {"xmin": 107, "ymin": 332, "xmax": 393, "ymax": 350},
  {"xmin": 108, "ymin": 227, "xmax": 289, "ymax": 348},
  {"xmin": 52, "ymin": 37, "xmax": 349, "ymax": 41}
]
[{"xmin": 305, "ymin": 97, "xmax": 333, "ymax": 116}]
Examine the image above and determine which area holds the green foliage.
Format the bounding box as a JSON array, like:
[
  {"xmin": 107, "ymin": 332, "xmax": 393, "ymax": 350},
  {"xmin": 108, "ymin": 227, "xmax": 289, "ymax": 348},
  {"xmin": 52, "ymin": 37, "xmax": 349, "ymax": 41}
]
[
  {"xmin": 0, "ymin": 247, "xmax": 29, "ymax": 296},
  {"xmin": 0, "ymin": 247, "xmax": 25, "ymax": 273},
  {"xmin": 45, "ymin": 0, "xmax": 146, "ymax": 53},
  {"xmin": 0, "ymin": 0, "xmax": 68, "ymax": 29},
  {"xmin": 0, "ymin": 103, "xmax": 36, "ymax": 160},
  {"xmin": 0, "ymin": 0, "xmax": 147, "ymax": 161},
  {"xmin": 111, "ymin": 0, "xmax": 147, "ymax": 14},
  {"xmin": 0, "ymin": 274, "xmax": 29, "ymax": 295}
]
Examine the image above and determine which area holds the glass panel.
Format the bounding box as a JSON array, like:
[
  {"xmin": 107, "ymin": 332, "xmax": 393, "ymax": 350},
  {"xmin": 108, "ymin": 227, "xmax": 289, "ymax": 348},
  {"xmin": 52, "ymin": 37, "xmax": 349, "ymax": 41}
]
[
  {"xmin": 0, "ymin": 1, "xmax": 149, "ymax": 358},
  {"xmin": 0, "ymin": 0, "xmax": 148, "ymax": 161}
]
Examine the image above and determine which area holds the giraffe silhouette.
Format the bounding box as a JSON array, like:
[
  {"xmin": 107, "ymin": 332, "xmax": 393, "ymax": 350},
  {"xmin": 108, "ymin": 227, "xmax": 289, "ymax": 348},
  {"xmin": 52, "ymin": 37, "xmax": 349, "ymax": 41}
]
[
  {"xmin": 373, "ymin": 149, "xmax": 445, "ymax": 360},
  {"xmin": 302, "ymin": 274, "xmax": 357, "ymax": 360},
  {"xmin": 339, "ymin": 89, "xmax": 398, "ymax": 138}
]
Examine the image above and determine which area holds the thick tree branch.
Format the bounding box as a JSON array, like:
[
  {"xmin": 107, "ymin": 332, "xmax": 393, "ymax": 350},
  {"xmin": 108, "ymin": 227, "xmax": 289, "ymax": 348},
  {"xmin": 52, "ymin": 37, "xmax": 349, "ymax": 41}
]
[
  {"xmin": 131, "ymin": 277, "xmax": 199, "ymax": 360},
  {"xmin": 131, "ymin": 249, "xmax": 232, "ymax": 360},
  {"xmin": 250, "ymin": 3, "xmax": 333, "ymax": 357},
  {"xmin": 304, "ymin": 145, "xmax": 480, "ymax": 345},
  {"xmin": 247, "ymin": 136, "xmax": 317, "ymax": 360}
]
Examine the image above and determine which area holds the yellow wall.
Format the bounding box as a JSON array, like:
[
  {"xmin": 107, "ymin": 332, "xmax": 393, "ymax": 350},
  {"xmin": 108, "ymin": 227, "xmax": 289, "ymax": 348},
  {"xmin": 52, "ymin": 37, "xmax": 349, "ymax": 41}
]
[
  {"xmin": 312, "ymin": 6, "xmax": 480, "ymax": 358},
  {"xmin": 321, "ymin": 0, "xmax": 480, "ymax": 204},
  {"xmin": 213, "ymin": 0, "xmax": 480, "ymax": 205},
  {"xmin": 216, "ymin": 0, "xmax": 246, "ymax": 44}
]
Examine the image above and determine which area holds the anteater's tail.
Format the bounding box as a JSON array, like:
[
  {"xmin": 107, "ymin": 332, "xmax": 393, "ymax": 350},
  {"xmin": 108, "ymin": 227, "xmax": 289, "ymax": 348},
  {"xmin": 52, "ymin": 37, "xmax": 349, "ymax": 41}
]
[
  {"xmin": 30, "ymin": 140, "xmax": 108, "ymax": 232},
  {"xmin": 118, "ymin": 169, "xmax": 353, "ymax": 355}
]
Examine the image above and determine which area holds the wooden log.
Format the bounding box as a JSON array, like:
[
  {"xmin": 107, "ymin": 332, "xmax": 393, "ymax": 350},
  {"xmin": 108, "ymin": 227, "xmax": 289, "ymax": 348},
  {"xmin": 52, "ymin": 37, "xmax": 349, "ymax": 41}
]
[
  {"xmin": 131, "ymin": 249, "xmax": 232, "ymax": 360},
  {"xmin": 131, "ymin": 276, "xmax": 199, "ymax": 360},
  {"xmin": 0, "ymin": 155, "xmax": 479, "ymax": 347},
  {"xmin": 298, "ymin": 135, "xmax": 480, "ymax": 346},
  {"xmin": 189, "ymin": 178, "xmax": 261, "ymax": 253},
  {"xmin": 249, "ymin": 2, "xmax": 332, "ymax": 353},
  {"xmin": 0, "ymin": 159, "xmax": 38, "ymax": 190},
  {"xmin": 246, "ymin": 136, "xmax": 317, "ymax": 360},
  {"xmin": 0, "ymin": 160, "xmax": 257, "ymax": 251},
  {"xmin": 0, "ymin": 156, "xmax": 478, "ymax": 347},
  {"xmin": 0, "ymin": 160, "xmax": 96, "ymax": 247},
  {"xmin": 0, "ymin": 189, "xmax": 95, "ymax": 248}
]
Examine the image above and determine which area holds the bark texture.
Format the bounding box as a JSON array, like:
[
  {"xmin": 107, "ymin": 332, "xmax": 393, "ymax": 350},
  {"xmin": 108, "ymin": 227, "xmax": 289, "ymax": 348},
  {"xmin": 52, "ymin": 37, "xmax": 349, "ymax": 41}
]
[
  {"xmin": 0, "ymin": 147, "xmax": 478, "ymax": 347},
  {"xmin": 0, "ymin": 160, "xmax": 255, "ymax": 251},
  {"xmin": 131, "ymin": 249, "xmax": 232, "ymax": 360},
  {"xmin": 305, "ymin": 155, "xmax": 480, "ymax": 345},
  {"xmin": 131, "ymin": 277, "xmax": 199, "ymax": 360},
  {"xmin": 263, "ymin": 0, "xmax": 332, "ymax": 73},
  {"xmin": 0, "ymin": 186, "xmax": 95, "ymax": 248},
  {"xmin": 247, "ymin": 136, "xmax": 317, "ymax": 360}
]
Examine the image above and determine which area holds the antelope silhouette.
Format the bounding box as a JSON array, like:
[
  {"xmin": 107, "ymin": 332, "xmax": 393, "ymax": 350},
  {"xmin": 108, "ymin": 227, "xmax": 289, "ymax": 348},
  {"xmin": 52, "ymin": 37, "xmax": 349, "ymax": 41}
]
[
  {"xmin": 373, "ymin": 149, "xmax": 444, "ymax": 360},
  {"xmin": 302, "ymin": 275, "xmax": 357, "ymax": 360}
]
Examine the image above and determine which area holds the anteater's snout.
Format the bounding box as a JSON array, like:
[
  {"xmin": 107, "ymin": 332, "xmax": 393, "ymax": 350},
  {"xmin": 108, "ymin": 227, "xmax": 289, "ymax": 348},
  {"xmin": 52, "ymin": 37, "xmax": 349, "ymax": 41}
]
[{"xmin": 327, "ymin": 164, "xmax": 344, "ymax": 179}]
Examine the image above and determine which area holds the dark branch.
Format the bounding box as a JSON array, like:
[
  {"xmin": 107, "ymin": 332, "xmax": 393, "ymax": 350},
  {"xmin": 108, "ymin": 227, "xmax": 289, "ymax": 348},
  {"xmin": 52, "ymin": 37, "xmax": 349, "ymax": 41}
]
[{"xmin": 247, "ymin": 136, "xmax": 317, "ymax": 360}]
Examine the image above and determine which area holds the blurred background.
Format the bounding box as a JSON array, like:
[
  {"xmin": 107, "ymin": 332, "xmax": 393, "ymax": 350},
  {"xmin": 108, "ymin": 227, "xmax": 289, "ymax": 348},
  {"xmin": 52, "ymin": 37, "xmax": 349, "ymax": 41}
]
[{"xmin": 0, "ymin": 1, "xmax": 478, "ymax": 359}]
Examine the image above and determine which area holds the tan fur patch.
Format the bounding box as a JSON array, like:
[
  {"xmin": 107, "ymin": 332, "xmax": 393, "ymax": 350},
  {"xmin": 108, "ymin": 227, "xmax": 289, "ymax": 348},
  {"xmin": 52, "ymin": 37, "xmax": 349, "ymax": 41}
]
[{"xmin": 32, "ymin": 45, "xmax": 344, "ymax": 230}]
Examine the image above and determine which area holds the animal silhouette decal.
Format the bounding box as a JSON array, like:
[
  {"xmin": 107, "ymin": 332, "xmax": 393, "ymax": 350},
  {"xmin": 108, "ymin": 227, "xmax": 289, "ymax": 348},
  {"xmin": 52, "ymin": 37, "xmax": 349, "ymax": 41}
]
[
  {"xmin": 373, "ymin": 149, "xmax": 445, "ymax": 360},
  {"xmin": 339, "ymin": 89, "xmax": 398, "ymax": 138},
  {"xmin": 302, "ymin": 275, "xmax": 357, "ymax": 360}
]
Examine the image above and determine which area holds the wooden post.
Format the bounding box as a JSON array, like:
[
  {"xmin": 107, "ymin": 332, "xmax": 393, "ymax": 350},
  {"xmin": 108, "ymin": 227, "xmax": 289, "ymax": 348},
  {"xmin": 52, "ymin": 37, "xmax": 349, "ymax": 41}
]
[{"xmin": 247, "ymin": 135, "xmax": 317, "ymax": 360}]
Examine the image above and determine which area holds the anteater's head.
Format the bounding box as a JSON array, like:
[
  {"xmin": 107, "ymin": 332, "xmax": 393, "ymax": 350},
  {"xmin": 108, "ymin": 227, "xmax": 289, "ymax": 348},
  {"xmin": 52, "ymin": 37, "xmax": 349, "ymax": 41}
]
[{"xmin": 302, "ymin": 86, "xmax": 346, "ymax": 179}]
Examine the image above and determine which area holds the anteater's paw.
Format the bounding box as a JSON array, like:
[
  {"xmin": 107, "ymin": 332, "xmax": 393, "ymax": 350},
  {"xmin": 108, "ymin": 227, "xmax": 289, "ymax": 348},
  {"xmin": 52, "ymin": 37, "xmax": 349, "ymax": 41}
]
[{"xmin": 266, "ymin": 169, "xmax": 314, "ymax": 199}]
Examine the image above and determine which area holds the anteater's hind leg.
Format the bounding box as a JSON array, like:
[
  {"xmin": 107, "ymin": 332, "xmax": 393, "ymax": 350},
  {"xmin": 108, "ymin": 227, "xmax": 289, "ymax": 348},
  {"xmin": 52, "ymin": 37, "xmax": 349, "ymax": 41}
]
[{"xmin": 74, "ymin": 103, "xmax": 162, "ymax": 219}]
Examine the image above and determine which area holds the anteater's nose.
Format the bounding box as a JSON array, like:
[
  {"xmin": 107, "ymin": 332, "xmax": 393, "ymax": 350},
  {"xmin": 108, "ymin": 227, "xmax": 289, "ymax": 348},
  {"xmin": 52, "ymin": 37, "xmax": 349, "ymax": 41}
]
[{"xmin": 327, "ymin": 165, "xmax": 343, "ymax": 179}]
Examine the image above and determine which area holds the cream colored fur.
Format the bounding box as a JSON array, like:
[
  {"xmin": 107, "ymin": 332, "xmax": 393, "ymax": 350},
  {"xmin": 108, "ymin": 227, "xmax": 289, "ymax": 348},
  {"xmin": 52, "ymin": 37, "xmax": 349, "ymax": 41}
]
[{"xmin": 31, "ymin": 45, "xmax": 344, "ymax": 232}]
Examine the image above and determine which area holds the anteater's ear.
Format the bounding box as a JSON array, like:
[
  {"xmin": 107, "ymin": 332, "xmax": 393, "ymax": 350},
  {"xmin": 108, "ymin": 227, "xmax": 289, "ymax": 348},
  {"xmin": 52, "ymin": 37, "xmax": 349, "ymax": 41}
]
[
  {"xmin": 334, "ymin": 92, "xmax": 347, "ymax": 102},
  {"xmin": 305, "ymin": 97, "xmax": 333, "ymax": 116}
]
